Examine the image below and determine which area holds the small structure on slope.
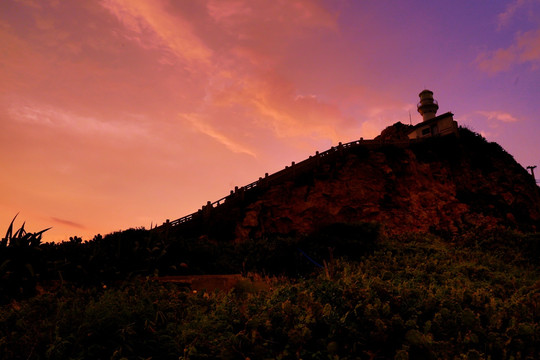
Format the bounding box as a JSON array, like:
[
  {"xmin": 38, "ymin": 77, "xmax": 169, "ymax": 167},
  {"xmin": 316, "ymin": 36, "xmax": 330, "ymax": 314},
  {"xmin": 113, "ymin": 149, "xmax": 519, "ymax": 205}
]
[{"xmin": 408, "ymin": 89, "xmax": 459, "ymax": 139}]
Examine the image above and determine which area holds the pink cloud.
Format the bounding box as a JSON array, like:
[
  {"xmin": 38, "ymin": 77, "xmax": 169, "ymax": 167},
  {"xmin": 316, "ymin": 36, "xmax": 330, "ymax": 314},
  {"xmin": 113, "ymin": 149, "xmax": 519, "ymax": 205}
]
[
  {"xmin": 207, "ymin": 72, "xmax": 348, "ymax": 143},
  {"xmin": 0, "ymin": 22, "xmax": 49, "ymax": 92},
  {"xmin": 12, "ymin": 0, "xmax": 42, "ymax": 9},
  {"xmin": 207, "ymin": 0, "xmax": 337, "ymax": 30},
  {"xmin": 8, "ymin": 102, "xmax": 148, "ymax": 138},
  {"xmin": 477, "ymin": 110, "xmax": 519, "ymax": 123},
  {"xmin": 518, "ymin": 28, "xmax": 540, "ymax": 63},
  {"xmin": 206, "ymin": 0, "xmax": 252, "ymax": 22},
  {"xmin": 496, "ymin": 0, "xmax": 540, "ymax": 31},
  {"xmin": 96, "ymin": 0, "xmax": 344, "ymax": 149},
  {"xmin": 477, "ymin": 28, "xmax": 540, "ymax": 72},
  {"xmin": 206, "ymin": 0, "xmax": 337, "ymax": 68},
  {"xmin": 497, "ymin": 0, "xmax": 528, "ymax": 30},
  {"xmin": 181, "ymin": 113, "xmax": 257, "ymax": 157},
  {"xmin": 94, "ymin": 0, "xmax": 346, "ymax": 147},
  {"xmin": 101, "ymin": 0, "xmax": 213, "ymax": 66}
]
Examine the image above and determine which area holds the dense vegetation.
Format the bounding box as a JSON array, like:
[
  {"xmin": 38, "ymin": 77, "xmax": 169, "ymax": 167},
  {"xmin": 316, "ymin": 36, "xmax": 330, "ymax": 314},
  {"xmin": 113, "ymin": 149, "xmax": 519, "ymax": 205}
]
[
  {"xmin": 0, "ymin": 219, "xmax": 379, "ymax": 300},
  {"xmin": 1, "ymin": 218, "xmax": 538, "ymax": 359}
]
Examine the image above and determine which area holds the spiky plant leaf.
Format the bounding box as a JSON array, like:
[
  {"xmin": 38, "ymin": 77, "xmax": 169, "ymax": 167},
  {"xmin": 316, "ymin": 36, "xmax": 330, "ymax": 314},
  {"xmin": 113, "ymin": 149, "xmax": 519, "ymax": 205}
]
[
  {"xmin": 13, "ymin": 221, "xmax": 26, "ymax": 239},
  {"xmin": 30, "ymin": 227, "xmax": 50, "ymax": 247},
  {"xmin": 2, "ymin": 213, "xmax": 19, "ymax": 247},
  {"xmin": 34, "ymin": 227, "xmax": 52, "ymax": 237},
  {"xmin": 3, "ymin": 214, "xmax": 51, "ymax": 247}
]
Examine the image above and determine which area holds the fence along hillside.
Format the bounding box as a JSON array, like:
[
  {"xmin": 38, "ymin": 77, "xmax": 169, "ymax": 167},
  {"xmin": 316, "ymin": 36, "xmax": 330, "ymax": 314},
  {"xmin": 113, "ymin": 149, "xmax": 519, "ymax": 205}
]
[{"xmin": 156, "ymin": 137, "xmax": 418, "ymax": 230}]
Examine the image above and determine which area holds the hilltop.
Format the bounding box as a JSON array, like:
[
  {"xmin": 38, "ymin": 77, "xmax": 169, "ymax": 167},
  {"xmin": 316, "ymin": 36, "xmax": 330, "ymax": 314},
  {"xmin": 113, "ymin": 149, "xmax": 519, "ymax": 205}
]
[{"xmin": 161, "ymin": 125, "xmax": 540, "ymax": 243}]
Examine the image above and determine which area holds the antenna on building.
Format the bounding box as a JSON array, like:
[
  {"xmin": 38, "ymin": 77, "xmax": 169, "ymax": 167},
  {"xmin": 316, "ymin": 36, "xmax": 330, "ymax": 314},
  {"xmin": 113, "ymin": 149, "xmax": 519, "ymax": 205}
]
[{"xmin": 408, "ymin": 110, "xmax": 412, "ymax": 125}]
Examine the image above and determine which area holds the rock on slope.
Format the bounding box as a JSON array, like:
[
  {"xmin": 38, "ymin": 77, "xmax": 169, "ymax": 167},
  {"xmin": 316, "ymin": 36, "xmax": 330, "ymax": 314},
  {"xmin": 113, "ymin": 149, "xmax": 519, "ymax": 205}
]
[
  {"xmin": 169, "ymin": 125, "xmax": 540, "ymax": 242},
  {"xmin": 233, "ymin": 126, "xmax": 540, "ymax": 241}
]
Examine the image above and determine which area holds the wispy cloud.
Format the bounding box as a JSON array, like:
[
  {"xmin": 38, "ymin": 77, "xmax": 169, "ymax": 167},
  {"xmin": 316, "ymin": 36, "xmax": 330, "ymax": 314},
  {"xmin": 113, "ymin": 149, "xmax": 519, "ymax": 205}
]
[
  {"xmin": 497, "ymin": 0, "xmax": 529, "ymax": 30},
  {"xmin": 9, "ymin": 102, "xmax": 147, "ymax": 138},
  {"xmin": 101, "ymin": 0, "xmax": 212, "ymax": 66},
  {"xmin": 181, "ymin": 113, "xmax": 257, "ymax": 157},
  {"xmin": 207, "ymin": 0, "xmax": 337, "ymax": 30},
  {"xmin": 477, "ymin": 28, "xmax": 540, "ymax": 73},
  {"xmin": 100, "ymin": 0, "xmax": 344, "ymax": 147},
  {"xmin": 51, "ymin": 217, "xmax": 85, "ymax": 229},
  {"xmin": 12, "ymin": 0, "xmax": 43, "ymax": 9},
  {"xmin": 477, "ymin": 110, "xmax": 519, "ymax": 123},
  {"xmin": 214, "ymin": 78, "xmax": 346, "ymax": 142}
]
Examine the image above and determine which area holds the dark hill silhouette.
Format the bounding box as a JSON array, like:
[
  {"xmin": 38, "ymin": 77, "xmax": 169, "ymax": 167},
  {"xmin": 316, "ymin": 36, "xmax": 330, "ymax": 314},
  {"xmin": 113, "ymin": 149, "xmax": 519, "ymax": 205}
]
[{"xmin": 158, "ymin": 125, "xmax": 540, "ymax": 242}]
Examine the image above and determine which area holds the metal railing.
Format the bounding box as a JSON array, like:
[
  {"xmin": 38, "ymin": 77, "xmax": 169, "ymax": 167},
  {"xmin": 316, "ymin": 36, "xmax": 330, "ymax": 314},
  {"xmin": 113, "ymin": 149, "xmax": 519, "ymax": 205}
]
[{"xmin": 158, "ymin": 137, "xmax": 417, "ymax": 229}]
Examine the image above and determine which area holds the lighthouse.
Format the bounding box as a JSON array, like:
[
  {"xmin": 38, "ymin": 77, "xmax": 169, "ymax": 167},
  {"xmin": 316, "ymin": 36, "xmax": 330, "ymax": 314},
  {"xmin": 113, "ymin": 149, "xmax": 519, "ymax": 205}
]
[
  {"xmin": 408, "ymin": 89, "xmax": 459, "ymax": 140},
  {"xmin": 417, "ymin": 89, "xmax": 439, "ymax": 122}
]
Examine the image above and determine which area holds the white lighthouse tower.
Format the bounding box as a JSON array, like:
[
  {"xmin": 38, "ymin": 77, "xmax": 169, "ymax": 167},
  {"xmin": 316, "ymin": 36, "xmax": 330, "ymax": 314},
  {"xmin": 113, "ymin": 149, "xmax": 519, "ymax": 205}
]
[{"xmin": 417, "ymin": 89, "xmax": 439, "ymax": 122}]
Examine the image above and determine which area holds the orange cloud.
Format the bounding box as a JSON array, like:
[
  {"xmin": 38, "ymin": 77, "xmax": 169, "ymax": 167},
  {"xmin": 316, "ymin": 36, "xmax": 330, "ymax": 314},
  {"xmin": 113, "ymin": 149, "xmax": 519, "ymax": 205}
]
[
  {"xmin": 101, "ymin": 0, "xmax": 213, "ymax": 66},
  {"xmin": 208, "ymin": 73, "xmax": 349, "ymax": 143},
  {"xmin": 0, "ymin": 21, "xmax": 49, "ymax": 93},
  {"xmin": 477, "ymin": 110, "xmax": 519, "ymax": 123},
  {"xmin": 181, "ymin": 113, "xmax": 257, "ymax": 157},
  {"xmin": 204, "ymin": 0, "xmax": 337, "ymax": 74},
  {"xmin": 9, "ymin": 102, "xmax": 148, "ymax": 138},
  {"xmin": 99, "ymin": 0, "xmax": 345, "ymax": 148},
  {"xmin": 12, "ymin": 0, "xmax": 42, "ymax": 9},
  {"xmin": 497, "ymin": 0, "xmax": 528, "ymax": 30},
  {"xmin": 207, "ymin": 0, "xmax": 337, "ymax": 30},
  {"xmin": 477, "ymin": 28, "xmax": 540, "ymax": 72}
]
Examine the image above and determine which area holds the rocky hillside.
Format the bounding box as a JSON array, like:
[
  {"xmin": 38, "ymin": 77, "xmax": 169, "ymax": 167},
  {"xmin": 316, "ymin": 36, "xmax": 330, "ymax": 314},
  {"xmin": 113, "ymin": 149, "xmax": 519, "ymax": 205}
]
[{"xmin": 167, "ymin": 125, "xmax": 540, "ymax": 242}]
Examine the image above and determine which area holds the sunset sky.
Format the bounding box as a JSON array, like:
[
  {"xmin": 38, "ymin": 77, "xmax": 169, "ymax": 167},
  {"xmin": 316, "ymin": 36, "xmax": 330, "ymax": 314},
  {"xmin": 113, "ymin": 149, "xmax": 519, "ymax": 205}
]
[{"xmin": 1, "ymin": 0, "xmax": 539, "ymax": 242}]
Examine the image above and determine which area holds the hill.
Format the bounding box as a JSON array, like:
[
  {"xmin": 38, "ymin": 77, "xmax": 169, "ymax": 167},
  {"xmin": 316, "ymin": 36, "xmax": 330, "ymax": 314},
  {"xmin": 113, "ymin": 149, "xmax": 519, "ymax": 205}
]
[{"xmin": 161, "ymin": 126, "xmax": 540, "ymax": 243}]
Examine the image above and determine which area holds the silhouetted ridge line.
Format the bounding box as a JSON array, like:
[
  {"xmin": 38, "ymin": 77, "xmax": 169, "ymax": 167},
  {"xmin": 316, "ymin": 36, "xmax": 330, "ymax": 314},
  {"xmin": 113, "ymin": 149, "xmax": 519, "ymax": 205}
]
[{"xmin": 156, "ymin": 137, "xmax": 418, "ymax": 230}]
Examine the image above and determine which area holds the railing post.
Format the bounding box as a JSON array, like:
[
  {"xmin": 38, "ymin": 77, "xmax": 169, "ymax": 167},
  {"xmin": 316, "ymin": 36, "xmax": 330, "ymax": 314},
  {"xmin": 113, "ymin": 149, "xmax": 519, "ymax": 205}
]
[{"xmin": 202, "ymin": 201, "xmax": 212, "ymax": 219}]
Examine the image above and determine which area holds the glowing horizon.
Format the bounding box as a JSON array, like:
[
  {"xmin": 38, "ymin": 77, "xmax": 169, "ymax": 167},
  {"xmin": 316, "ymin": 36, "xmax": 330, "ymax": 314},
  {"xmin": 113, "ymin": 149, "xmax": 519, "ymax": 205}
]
[{"xmin": 1, "ymin": 0, "xmax": 539, "ymax": 242}]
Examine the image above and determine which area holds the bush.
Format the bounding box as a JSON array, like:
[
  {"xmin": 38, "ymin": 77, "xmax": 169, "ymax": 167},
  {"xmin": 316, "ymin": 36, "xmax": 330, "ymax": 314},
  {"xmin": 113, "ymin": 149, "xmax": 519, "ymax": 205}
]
[{"xmin": 1, "ymin": 231, "xmax": 538, "ymax": 359}]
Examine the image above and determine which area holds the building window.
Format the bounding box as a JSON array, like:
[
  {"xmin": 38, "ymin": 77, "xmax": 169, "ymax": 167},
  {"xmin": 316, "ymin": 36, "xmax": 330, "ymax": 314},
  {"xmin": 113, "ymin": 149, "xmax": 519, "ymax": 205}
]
[{"xmin": 421, "ymin": 127, "xmax": 431, "ymax": 136}]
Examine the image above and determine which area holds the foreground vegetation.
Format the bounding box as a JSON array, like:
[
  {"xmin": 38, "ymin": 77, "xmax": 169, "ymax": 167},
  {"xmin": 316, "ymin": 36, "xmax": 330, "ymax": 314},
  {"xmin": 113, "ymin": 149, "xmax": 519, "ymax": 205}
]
[{"xmin": 1, "ymin": 225, "xmax": 538, "ymax": 359}]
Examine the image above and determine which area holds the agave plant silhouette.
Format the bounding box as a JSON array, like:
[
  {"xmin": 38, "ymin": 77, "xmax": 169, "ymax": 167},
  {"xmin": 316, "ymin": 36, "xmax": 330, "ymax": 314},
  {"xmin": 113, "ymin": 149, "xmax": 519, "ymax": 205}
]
[
  {"xmin": 1, "ymin": 214, "xmax": 52, "ymax": 300},
  {"xmin": 1, "ymin": 213, "xmax": 51, "ymax": 248}
]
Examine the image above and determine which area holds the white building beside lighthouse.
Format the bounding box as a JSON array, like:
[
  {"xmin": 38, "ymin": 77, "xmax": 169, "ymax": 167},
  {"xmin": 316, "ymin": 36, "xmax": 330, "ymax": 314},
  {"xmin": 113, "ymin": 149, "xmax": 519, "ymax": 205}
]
[{"xmin": 407, "ymin": 89, "xmax": 459, "ymax": 139}]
